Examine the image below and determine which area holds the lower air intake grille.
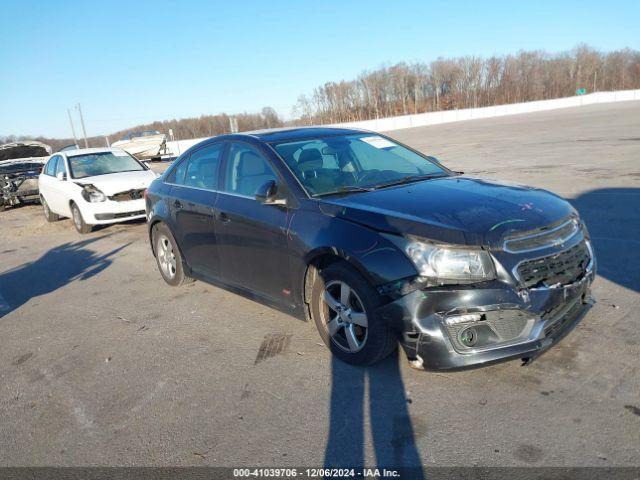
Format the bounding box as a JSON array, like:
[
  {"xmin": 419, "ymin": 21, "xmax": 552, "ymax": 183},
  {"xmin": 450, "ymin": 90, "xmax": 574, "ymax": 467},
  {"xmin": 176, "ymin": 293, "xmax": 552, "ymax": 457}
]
[
  {"xmin": 544, "ymin": 297, "xmax": 585, "ymax": 338},
  {"xmin": 445, "ymin": 310, "xmax": 531, "ymax": 351},
  {"xmin": 95, "ymin": 210, "xmax": 145, "ymax": 220}
]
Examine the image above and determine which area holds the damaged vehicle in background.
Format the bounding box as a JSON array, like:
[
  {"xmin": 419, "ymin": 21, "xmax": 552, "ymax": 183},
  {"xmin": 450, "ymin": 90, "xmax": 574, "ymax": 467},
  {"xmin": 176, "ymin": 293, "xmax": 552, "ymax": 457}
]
[
  {"xmin": 38, "ymin": 147, "xmax": 157, "ymax": 233},
  {"xmin": 145, "ymin": 127, "xmax": 595, "ymax": 370},
  {"xmin": 0, "ymin": 140, "xmax": 52, "ymax": 211}
]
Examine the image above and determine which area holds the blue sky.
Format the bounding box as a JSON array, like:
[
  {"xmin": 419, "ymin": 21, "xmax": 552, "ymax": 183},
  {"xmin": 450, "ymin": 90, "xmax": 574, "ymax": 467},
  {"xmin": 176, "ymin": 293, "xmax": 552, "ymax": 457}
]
[{"xmin": 1, "ymin": 0, "xmax": 638, "ymax": 138}]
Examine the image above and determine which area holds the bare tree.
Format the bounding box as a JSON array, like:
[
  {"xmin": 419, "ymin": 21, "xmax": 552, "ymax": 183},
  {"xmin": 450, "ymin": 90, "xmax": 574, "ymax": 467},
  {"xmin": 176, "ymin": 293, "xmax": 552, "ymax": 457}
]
[{"xmin": 290, "ymin": 45, "xmax": 640, "ymax": 125}]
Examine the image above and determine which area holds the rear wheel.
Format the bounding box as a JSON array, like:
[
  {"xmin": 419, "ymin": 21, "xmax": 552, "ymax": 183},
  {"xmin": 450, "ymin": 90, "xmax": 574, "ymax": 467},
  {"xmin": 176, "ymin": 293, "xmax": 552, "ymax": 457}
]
[
  {"xmin": 71, "ymin": 202, "xmax": 92, "ymax": 234},
  {"xmin": 152, "ymin": 223, "xmax": 193, "ymax": 286},
  {"xmin": 41, "ymin": 196, "xmax": 59, "ymax": 222},
  {"xmin": 311, "ymin": 262, "xmax": 397, "ymax": 366}
]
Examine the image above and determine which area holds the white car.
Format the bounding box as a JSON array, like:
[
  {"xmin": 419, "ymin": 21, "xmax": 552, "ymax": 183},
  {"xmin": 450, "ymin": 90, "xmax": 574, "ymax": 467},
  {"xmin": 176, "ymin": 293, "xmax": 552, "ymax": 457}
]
[{"xmin": 38, "ymin": 147, "xmax": 157, "ymax": 233}]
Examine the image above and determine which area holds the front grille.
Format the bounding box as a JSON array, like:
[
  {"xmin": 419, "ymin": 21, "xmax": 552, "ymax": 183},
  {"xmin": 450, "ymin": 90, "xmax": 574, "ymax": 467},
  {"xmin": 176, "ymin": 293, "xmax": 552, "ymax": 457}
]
[
  {"xmin": 109, "ymin": 189, "xmax": 145, "ymax": 202},
  {"xmin": 516, "ymin": 241, "xmax": 590, "ymax": 288},
  {"xmin": 504, "ymin": 218, "xmax": 579, "ymax": 253}
]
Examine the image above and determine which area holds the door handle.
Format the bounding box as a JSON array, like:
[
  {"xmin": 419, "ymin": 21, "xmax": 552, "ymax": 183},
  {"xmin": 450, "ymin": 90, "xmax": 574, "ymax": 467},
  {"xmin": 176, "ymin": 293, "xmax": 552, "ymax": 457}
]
[
  {"xmin": 173, "ymin": 200, "xmax": 183, "ymax": 210},
  {"xmin": 218, "ymin": 212, "xmax": 231, "ymax": 224}
]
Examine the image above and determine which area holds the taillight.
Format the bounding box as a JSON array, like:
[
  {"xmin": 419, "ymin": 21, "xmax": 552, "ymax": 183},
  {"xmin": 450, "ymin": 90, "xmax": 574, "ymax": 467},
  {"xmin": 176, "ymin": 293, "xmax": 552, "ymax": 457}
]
[{"xmin": 143, "ymin": 189, "xmax": 148, "ymax": 200}]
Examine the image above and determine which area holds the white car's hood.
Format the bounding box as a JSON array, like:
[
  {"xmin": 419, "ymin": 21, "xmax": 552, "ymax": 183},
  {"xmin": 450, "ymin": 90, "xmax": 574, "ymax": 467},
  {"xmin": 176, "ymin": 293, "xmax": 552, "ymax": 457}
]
[{"xmin": 74, "ymin": 170, "xmax": 157, "ymax": 196}]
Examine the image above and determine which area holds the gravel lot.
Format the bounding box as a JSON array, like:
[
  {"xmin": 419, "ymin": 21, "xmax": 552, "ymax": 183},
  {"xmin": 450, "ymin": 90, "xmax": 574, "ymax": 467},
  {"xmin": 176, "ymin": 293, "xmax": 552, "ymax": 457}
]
[{"xmin": 0, "ymin": 102, "xmax": 639, "ymax": 468}]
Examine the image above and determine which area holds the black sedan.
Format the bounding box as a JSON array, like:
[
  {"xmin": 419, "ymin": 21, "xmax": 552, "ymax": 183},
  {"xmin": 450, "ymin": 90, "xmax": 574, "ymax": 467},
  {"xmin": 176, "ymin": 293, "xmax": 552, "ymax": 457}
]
[{"xmin": 145, "ymin": 127, "xmax": 595, "ymax": 369}]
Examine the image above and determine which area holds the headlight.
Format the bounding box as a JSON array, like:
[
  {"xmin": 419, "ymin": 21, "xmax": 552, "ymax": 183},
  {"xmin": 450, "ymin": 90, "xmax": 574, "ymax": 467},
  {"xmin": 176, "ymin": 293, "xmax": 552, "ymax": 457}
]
[
  {"xmin": 404, "ymin": 239, "xmax": 496, "ymax": 284},
  {"xmin": 80, "ymin": 185, "xmax": 106, "ymax": 203}
]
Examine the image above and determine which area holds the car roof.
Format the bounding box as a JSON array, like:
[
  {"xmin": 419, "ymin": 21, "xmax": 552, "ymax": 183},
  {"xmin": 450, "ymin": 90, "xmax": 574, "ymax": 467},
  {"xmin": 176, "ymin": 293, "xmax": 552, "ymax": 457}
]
[
  {"xmin": 243, "ymin": 126, "xmax": 370, "ymax": 143},
  {"xmin": 62, "ymin": 147, "xmax": 128, "ymax": 157}
]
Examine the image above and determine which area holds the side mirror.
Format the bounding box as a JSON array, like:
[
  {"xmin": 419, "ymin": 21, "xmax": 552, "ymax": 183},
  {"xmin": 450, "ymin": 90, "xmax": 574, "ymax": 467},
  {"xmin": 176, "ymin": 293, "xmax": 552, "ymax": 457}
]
[
  {"xmin": 56, "ymin": 171, "xmax": 67, "ymax": 181},
  {"xmin": 255, "ymin": 180, "xmax": 286, "ymax": 205}
]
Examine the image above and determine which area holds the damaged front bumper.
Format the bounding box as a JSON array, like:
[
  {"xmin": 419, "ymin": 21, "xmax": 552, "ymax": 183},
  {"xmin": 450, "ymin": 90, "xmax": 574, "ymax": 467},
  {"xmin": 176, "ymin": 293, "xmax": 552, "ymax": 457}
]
[
  {"xmin": 85, "ymin": 198, "xmax": 147, "ymax": 224},
  {"xmin": 377, "ymin": 243, "xmax": 596, "ymax": 371}
]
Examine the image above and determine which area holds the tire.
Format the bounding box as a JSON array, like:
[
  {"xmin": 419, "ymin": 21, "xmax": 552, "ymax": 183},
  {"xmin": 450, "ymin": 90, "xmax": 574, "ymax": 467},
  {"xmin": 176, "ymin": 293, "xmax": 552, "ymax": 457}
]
[
  {"xmin": 70, "ymin": 202, "xmax": 93, "ymax": 234},
  {"xmin": 311, "ymin": 262, "xmax": 397, "ymax": 366},
  {"xmin": 152, "ymin": 223, "xmax": 194, "ymax": 286},
  {"xmin": 41, "ymin": 196, "xmax": 59, "ymax": 222}
]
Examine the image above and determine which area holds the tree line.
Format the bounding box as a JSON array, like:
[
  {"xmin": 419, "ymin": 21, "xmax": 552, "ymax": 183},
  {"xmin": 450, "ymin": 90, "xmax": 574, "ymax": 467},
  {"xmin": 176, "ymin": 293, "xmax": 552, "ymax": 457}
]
[
  {"xmin": 3, "ymin": 45, "xmax": 639, "ymax": 151},
  {"xmin": 0, "ymin": 107, "xmax": 283, "ymax": 152},
  {"xmin": 292, "ymin": 45, "xmax": 640, "ymax": 124}
]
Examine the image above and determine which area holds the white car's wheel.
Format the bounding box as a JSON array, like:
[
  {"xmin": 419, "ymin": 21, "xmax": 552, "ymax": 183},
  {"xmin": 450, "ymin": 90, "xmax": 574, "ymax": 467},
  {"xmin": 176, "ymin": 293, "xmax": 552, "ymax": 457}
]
[
  {"xmin": 71, "ymin": 203, "xmax": 93, "ymax": 234},
  {"xmin": 41, "ymin": 196, "xmax": 59, "ymax": 222}
]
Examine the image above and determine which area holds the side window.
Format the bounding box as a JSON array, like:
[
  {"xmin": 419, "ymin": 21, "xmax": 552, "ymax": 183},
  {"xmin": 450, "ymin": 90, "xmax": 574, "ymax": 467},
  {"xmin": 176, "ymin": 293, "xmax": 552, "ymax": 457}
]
[
  {"xmin": 54, "ymin": 156, "xmax": 67, "ymax": 177},
  {"xmin": 183, "ymin": 143, "xmax": 223, "ymax": 190},
  {"xmin": 167, "ymin": 156, "xmax": 188, "ymax": 185},
  {"xmin": 44, "ymin": 156, "xmax": 58, "ymax": 176},
  {"xmin": 222, "ymin": 143, "xmax": 277, "ymax": 197}
]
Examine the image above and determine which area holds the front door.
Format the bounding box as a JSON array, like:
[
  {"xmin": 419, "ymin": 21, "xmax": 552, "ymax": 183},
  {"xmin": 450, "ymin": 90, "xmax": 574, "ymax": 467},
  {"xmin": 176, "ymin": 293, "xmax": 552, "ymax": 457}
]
[
  {"xmin": 215, "ymin": 141, "xmax": 292, "ymax": 303},
  {"xmin": 168, "ymin": 142, "xmax": 225, "ymax": 276}
]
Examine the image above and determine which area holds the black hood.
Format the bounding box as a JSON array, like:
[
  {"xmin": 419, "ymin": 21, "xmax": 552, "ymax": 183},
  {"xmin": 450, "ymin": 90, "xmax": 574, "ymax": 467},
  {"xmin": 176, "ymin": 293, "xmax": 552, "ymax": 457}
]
[{"xmin": 319, "ymin": 176, "xmax": 575, "ymax": 247}]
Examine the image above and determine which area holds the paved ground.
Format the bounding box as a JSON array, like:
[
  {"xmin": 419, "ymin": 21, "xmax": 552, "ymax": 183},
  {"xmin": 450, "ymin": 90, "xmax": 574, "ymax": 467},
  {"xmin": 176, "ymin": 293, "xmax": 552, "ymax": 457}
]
[{"xmin": 0, "ymin": 102, "xmax": 639, "ymax": 468}]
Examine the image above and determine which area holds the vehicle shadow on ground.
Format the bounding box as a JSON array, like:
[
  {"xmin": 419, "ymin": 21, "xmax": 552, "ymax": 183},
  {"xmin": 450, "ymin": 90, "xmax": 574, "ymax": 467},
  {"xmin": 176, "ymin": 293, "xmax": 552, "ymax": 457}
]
[
  {"xmin": 0, "ymin": 235, "xmax": 130, "ymax": 318},
  {"xmin": 325, "ymin": 349, "xmax": 424, "ymax": 477},
  {"xmin": 570, "ymin": 187, "xmax": 640, "ymax": 292}
]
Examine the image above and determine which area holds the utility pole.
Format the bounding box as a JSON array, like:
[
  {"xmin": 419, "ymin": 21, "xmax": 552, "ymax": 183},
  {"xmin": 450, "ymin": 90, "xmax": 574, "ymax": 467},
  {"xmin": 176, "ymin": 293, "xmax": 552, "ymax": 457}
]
[
  {"xmin": 229, "ymin": 116, "xmax": 238, "ymax": 134},
  {"xmin": 76, "ymin": 103, "xmax": 89, "ymax": 148},
  {"xmin": 67, "ymin": 109, "xmax": 79, "ymax": 147}
]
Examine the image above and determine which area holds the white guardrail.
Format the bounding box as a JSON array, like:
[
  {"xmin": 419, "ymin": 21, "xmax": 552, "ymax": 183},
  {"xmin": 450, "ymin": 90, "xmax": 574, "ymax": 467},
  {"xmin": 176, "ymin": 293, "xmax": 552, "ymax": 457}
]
[{"xmin": 165, "ymin": 89, "xmax": 640, "ymax": 157}]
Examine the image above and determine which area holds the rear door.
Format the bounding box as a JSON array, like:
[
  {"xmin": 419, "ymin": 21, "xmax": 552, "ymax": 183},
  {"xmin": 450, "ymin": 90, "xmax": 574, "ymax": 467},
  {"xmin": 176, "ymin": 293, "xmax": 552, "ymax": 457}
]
[
  {"xmin": 38, "ymin": 155, "xmax": 58, "ymax": 210},
  {"xmin": 42, "ymin": 155, "xmax": 68, "ymax": 214},
  {"xmin": 215, "ymin": 141, "xmax": 292, "ymax": 302},
  {"xmin": 168, "ymin": 142, "xmax": 225, "ymax": 276}
]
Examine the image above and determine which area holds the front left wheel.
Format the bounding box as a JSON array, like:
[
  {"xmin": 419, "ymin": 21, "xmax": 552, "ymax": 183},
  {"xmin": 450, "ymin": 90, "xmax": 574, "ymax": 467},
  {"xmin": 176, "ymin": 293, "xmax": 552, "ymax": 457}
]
[
  {"xmin": 71, "ymin": 202, "xmax": 92, "ymax": 234},
  {"xmin": 310, "ymin": 262, "xmax": 397, "ymax": 366},
  {"xmin": 152, "ymin": 223, "xmax": 194, "ymax": 286}
]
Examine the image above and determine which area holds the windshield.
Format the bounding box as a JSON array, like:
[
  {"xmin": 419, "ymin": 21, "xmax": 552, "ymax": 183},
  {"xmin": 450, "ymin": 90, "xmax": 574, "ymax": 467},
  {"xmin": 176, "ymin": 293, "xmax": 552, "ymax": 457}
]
[
  {"xmin": 68, "ymin": 151, "xmax": 145, "ymax": 179},
  {"xmin": 272, "ymin": 134, "xmax": 448, "ymax": 196}
]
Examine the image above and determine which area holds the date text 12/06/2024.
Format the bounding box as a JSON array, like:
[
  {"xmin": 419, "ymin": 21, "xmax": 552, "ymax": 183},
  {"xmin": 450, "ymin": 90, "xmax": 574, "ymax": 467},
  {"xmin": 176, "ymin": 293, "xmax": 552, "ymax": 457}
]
[{"xmin": 233, "ymin": 468, "xmax": 401, "ymax": 478}]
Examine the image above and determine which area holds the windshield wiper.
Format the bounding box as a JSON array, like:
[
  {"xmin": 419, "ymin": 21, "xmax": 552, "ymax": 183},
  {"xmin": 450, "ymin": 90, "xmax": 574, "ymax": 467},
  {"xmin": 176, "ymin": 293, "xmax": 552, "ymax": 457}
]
[
  {"xmin": 371, "ymin": 174, "xmax": 445, "ymax": 190},
  {"xmin": 314, "ymin": 185, "xmax": 374, "ymax": 197}
]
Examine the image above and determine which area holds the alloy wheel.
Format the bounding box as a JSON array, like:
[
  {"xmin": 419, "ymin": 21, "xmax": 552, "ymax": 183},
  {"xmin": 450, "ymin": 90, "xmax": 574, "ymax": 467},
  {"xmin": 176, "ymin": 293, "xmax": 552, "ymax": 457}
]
[
  {"xmin": 320, "ymin": 280, "xmax": 368, "ymax": 353},
  {"xmin": 72, "ymin": 206, "xmax": 82, "ymax": 230},
  {"xmin": 157, "ymin": 235, "xmax": 177, "ymax": 279}
]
